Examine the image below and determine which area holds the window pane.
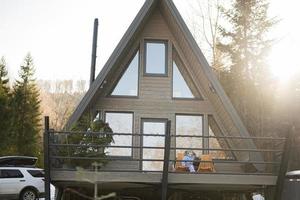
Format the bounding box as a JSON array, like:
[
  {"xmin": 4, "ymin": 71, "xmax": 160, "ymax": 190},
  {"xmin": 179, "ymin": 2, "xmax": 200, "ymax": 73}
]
[
  {"xmin": 173, "ymin": 62, "xmax": 194, "ymax": 98},
  {"xmin": 176, "ymin": 115, "xmax": 203, "ymax": 157},
  {"xmin": 143, "ymin": 121, "xmax": 165, "ymax": 171},
  {"xmin": 208, "ymin": 116, "xmax": 233, "ymax": 159},
  {"xmin": 145, "ymin": 42, "xmax": 166, "ymax": 74},
  {"xmin": 111, "ymin": 52, "xmax": 139, "ymax": 96},
  {"xmin": 105, "ymin": 112, "xmax": 133, "ymax": 156},
  {"xmin": 0, "ymin": 169, "xmax": 24, "ymax": 178},
  {"xmin": 27, "ymin": 170, "xmax": 44, "ymax": 178}
]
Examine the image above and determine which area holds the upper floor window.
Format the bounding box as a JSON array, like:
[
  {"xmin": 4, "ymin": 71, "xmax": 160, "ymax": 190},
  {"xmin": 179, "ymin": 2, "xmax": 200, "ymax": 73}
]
[
  {"xmin": 172, "ymin": 61, "xmax": 194, "ymax": 98},
  {"xmin": 111, "ymin": 51, "xmax": 139, "ymax": 96},
  {"xmin": 144, "ymin": 40, "xmax": 167, "ymax": 76}
]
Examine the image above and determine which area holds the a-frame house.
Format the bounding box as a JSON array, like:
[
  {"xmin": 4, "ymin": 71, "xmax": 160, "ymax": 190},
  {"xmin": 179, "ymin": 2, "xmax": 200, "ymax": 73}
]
[{"xmin": 49, "ymin": 0, "xmax": 282, "ymax": 199}]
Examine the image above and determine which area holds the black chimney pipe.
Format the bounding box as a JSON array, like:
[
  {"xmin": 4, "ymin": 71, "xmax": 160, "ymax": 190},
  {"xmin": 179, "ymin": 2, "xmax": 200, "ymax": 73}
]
[{"xmin": 90, "ymin": 18, "xmax": 98, "ymax": 87}]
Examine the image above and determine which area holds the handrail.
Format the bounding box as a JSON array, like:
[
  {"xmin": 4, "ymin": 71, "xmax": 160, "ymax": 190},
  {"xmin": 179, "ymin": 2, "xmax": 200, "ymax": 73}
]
[
  {"xmin": 51, "ymin": 131, "xmax": 286, "ymax": 140},
  {"xmin": 50, "ymin": 156, "xmax": 280, "ymax": 165},
  {"xmin": 49, "ymin": 143, "xmax": 283, "ymax": 153},
  {"xmin": 47, "ymin": 126, "xmax": 285, "ymax": 176}
]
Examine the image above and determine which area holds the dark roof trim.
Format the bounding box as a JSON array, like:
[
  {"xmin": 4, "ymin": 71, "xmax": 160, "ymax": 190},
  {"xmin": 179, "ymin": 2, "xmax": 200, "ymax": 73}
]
[{"xmin": 66, "ymin": 0, "xmax": 157, "ymax": 128}]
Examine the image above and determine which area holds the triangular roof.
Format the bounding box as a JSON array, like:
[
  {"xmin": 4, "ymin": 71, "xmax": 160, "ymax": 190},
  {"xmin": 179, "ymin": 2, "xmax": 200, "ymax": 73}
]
[{"xmin": 66, "ymin": 0, "xmax": 263, "ymax": 168}]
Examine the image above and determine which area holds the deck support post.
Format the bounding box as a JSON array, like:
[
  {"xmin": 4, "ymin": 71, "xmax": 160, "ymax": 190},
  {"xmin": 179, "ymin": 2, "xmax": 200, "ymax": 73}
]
[
  {"xmin": 44, "ymin": 116, "xmax": 51, "ymax": 200},
  {"xmin": 55, "ymin": 187, "xmax": 64, "ymax": 200},
  {"xmin": 161, "ymin": 120, "xmax": 171, "ymax": 200},
  {"xmin": 275, "ymin": 127, "xmax": 294, "ymax": 200},
  {"xmin": 265, "ymin": 186, "xmax": 275, "ymax": 200}
]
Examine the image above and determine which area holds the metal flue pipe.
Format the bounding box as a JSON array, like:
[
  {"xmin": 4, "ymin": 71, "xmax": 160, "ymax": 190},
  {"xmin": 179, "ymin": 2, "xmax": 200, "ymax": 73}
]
[{"xmin": 90, "ymin": 18, "xmax": 98, "ymax": 87}]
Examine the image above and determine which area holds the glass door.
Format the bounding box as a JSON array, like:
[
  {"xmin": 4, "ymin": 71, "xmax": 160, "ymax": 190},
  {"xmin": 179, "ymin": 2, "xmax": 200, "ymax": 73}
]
[{"xmin": 141, "ymin": 119, "xmax": 166, "ymax": 171}]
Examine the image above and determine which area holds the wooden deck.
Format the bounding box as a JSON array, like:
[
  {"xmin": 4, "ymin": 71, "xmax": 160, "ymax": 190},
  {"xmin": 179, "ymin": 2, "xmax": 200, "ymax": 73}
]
[{"xmin": 51, "ymin": 170, "xmax": 277, "ymax": 190}]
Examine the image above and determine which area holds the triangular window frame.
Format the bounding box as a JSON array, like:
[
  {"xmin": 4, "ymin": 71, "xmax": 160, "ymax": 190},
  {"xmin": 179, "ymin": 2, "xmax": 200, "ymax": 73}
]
[
  {"xmin": 110, "ymin": 50, "xmax": 139, "ymax": 97},
  {"xmin": 172, "ymin": 61, "xmax": 195, "ymax": 99},
  {"xmin": 208, "ymin": 115, "xmax": 235, "ymax": 160}
]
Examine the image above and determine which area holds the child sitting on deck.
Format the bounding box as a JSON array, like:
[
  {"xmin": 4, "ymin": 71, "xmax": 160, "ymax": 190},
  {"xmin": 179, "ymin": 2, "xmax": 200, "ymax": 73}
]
[{"xmin": 181, "ymin": 150, "xmax": 196, "ymax": 172}]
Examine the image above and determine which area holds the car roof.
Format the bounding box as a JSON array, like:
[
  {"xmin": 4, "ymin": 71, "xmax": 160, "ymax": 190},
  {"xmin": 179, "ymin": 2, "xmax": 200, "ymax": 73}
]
[
  {"xmin": 286, "ymin": 170, "xmax": 300, "ymax": 176},
  {"xmin": 0, "ymin": 167, "xmax": 43, "ymax": 170},
  {"xmin": 0, "ymin": 156, "xmax": 37, "ymax": 167}
]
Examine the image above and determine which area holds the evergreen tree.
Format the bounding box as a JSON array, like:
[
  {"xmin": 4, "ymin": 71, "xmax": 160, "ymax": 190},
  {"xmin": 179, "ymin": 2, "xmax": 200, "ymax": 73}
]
[
  {"xmin": 218, "ymin": 0, "xmax": 276, "ymax": 136},
  {"xmin": 0, "ymin": 57, "xmax": 12, "ymax": 155},
  {"xmin": 11, "ymin": 54, "xmax": 41, "ymax": 156},
  {"xmin": 56, "ymin": 115, "xmax": 114, "ymax": 169}
]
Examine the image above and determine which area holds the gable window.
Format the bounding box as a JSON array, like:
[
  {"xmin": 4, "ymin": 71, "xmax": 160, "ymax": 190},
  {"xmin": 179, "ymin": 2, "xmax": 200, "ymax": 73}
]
[
  {"xmin": 111, "ymin": 51, "xmax": 139, "ymax": 96},
  {"xmin": 144, "ymin": 40, "xmax": 167, "ymax": 76},
  {"xmin": 105, "ymin": 112, "xmax": 133, "ymax": 157},
  {"xmin": 176, "ymin": 115, "xmax": 203, "ymax": 156},
  {"xmin": 172, "ymin": 61, "xmax": 194, "ymax": 98}
]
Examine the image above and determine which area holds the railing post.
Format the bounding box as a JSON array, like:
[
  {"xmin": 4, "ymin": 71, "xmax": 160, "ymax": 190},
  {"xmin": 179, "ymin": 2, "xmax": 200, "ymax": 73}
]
[
  {"xmin": 44, "ymin": 116, "xmax": 51, "ymax": 200},
  {"xmin": 275, "ymin": 126, "xmax": 294, "ymax": 200},
  {"xmin": 161, "ymin": 120, "xmax": 171, "ymax": 200}
]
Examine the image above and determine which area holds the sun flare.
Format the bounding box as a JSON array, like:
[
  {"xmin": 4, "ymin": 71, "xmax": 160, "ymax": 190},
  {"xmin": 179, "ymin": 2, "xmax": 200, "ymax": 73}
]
[{"xmin": 268, "ymin": 40, "xmax": 300, "ymax": 82}]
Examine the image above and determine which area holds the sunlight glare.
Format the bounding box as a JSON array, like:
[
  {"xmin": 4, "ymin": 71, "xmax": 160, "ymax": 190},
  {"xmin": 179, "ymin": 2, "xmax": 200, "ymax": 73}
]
[{"xmin": 268, "ymin": 39, "xmax": 300, "ymax": 82}]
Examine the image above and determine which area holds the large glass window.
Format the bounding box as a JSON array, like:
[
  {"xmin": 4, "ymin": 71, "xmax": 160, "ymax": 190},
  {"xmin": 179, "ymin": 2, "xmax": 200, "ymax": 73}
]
[
  {"xmin": 176, "ymin": 115, "xmax": 203, "ymax": 157},
  {"xmin": 144, "ymin": 41, "xmax": 167, "ymax": 75},
  {"xmin": 111, "ymin": 51, "xmax": 139, "ymax": 96},
  {"xmin": 142, "ymin": 120, "xmax": 166, "ymax": 171},
  {"xmin": 208, "ymin": 116, "xmax": 233, "ymax": 159},
  {"xmin": 173, "ymin": 61, "xmax": 194, "ymax": 98},
  {"xmin": 105, "ymin": 112, "xmax": 133, "ymax": 156}
]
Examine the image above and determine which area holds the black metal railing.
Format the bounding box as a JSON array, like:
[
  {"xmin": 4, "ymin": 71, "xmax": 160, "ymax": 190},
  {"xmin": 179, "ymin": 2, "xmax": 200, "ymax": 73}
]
[
  {"xmin": 45, "ymin": 126, "xmax": 285, "ymax": 176},
  {"xmin": 43, "ymin": 116, "xmax": 292, "ymax": 200}
]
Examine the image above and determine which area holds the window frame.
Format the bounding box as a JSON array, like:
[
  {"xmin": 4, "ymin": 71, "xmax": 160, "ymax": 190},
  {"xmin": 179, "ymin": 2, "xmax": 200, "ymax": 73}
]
[
  {"xmin": 104, "ymin": 111, "xmax": 134, "ymax": 158},
  {"xmin": 109, "ymin": 49, "xmax": 140, "ymax": 98},
  {"xmin": 172, "ymin": 46, "xmax": 204, "ymax": 100},
  {"xmin": 140, "ymin": 118, "xmax": 168, "ymax": 171},
  {"xmin": 208, "ymin": 115, "xmax": 236, "ymax": 160},
  {"xmin": 172, "ymin": 61, "xmax": 196, "ymax": 100},
  {"xmin": 143, "ymin": 39, "xmax": 168, "ymax": 77}
]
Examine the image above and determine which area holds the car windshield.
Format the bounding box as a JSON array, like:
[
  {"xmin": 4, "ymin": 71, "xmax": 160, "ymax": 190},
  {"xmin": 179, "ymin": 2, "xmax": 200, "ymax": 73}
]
[{"xmin": 27, "ymin": 170, "xmax": 44, "ymax": 178}]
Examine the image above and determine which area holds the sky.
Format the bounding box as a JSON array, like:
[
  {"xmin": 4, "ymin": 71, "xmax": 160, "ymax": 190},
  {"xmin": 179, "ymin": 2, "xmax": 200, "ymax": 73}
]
[{"xmin": 0, "ymin": 0, "xmax": 300, "ymax": 82}]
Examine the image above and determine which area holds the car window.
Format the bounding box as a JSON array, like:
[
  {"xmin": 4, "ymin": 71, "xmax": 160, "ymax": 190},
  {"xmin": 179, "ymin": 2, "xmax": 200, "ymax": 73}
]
[
  {"xmin": 27, "ymin": 170, "xmax": 44, "ymax": 178},
  {"xmin": 0, "ymin": 169, "xmax": 24, "ymax": 178}
]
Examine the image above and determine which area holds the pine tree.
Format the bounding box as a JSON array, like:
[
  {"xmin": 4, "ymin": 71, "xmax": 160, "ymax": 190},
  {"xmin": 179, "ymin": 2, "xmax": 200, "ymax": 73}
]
[
  {"xmin": 11, "ymin": 54, "xmax": 41, "ymax": 156},
  {"xmin": 218, "ymin": 0, "xmax": 276, "ymax": 136},
  {"xmin": 63, "ymin": 115, "xmax": 114, "ymax": 168},
  {"xmin": 0, "ymin": 57, "xmax": 12, "ymax": 155}
]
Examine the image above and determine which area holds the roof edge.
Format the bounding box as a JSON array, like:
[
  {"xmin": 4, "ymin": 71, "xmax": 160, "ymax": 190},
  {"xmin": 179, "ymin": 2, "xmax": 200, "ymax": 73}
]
[{"xmin": 65, "ymin": 0, "xmax": 157, "ymax": 129}]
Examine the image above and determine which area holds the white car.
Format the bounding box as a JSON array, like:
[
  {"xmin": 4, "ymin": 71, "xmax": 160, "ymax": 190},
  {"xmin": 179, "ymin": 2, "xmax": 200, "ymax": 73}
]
[{"xmin": 0, "ymin": 156, "xmax": 48, "ymax": 200}]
